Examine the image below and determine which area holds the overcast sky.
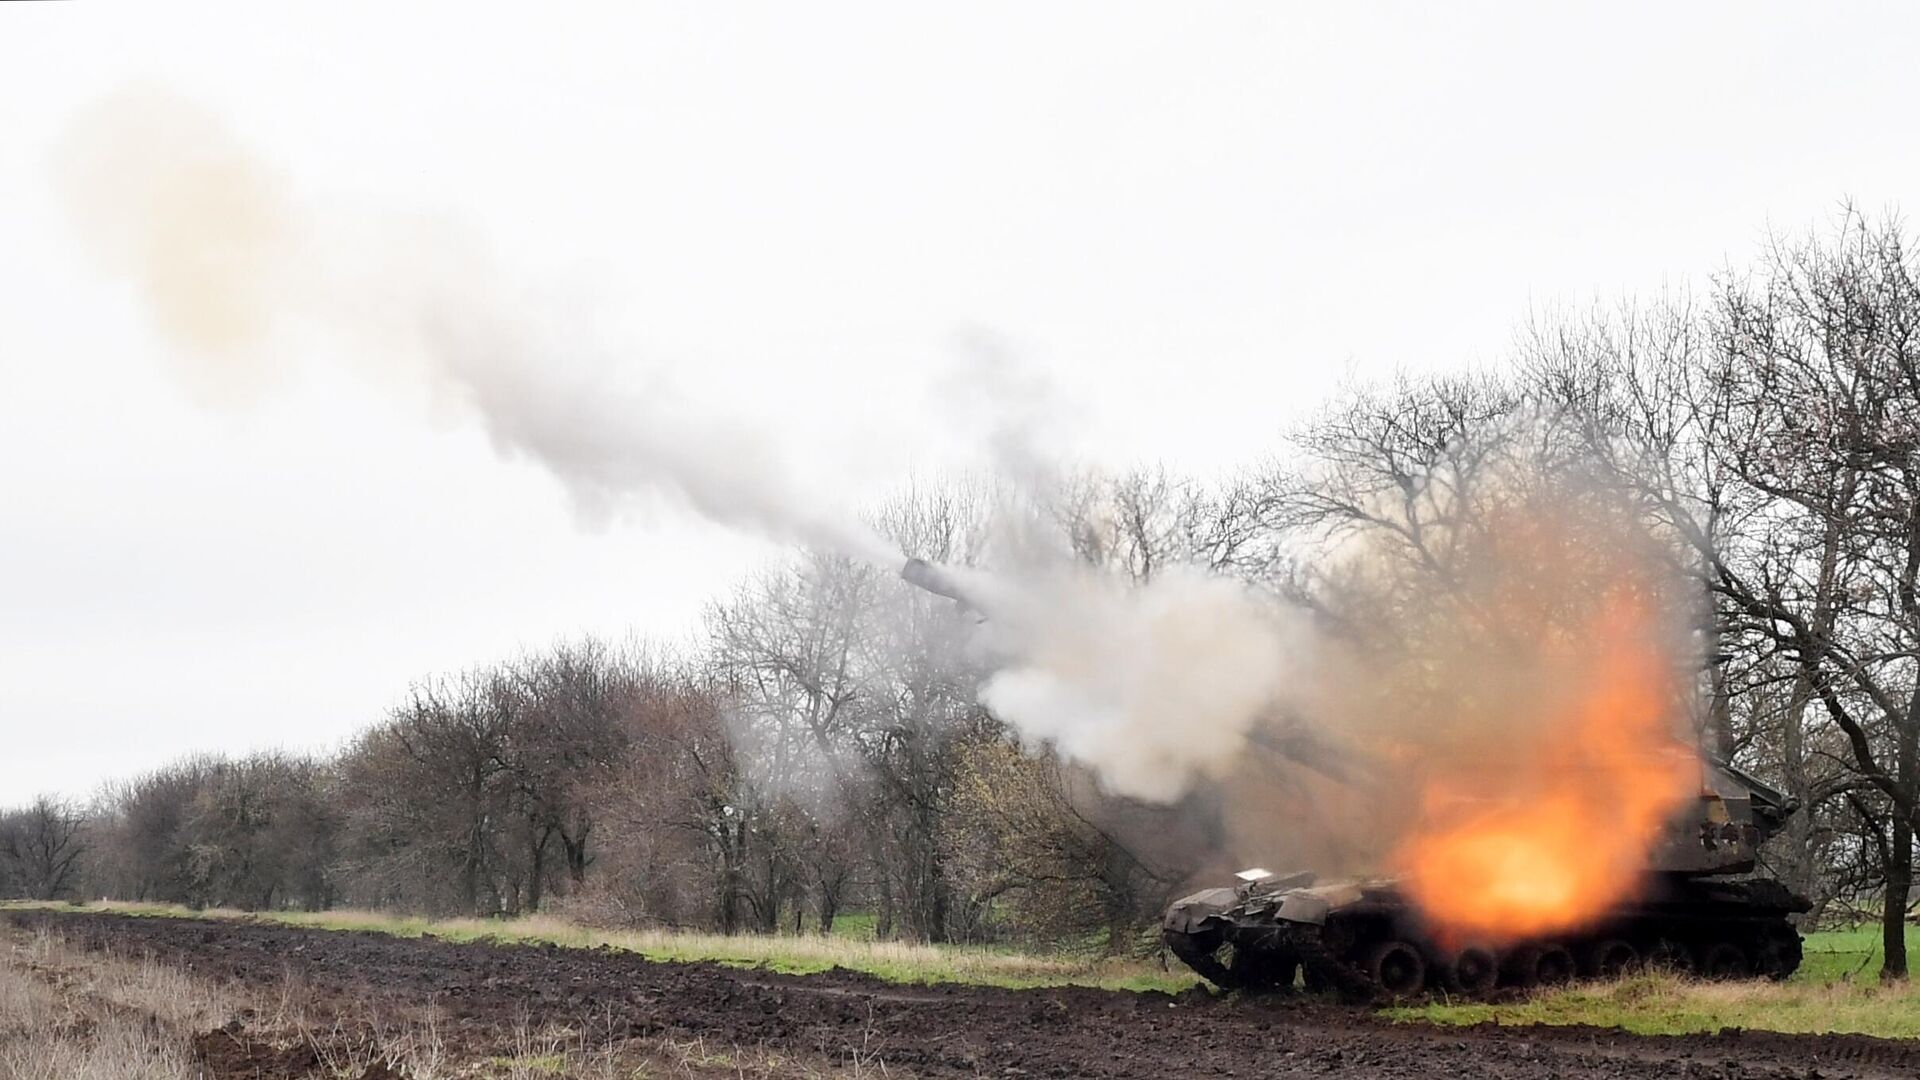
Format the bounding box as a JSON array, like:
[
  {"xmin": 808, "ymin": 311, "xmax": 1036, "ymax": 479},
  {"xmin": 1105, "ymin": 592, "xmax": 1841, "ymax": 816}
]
[{"xmin": 2, "ymin": 2, "xmax": 1917, "ymax": 804}]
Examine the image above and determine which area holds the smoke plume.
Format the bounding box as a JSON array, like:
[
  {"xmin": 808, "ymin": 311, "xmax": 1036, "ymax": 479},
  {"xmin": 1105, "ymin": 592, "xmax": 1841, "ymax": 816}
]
[
  {"xmin": 948, "ymin": 557, "xmax": 1308, "ymax": 804},
  {"xmin": 55, "ymin": 85, "xmax": 901, "ymax": 567},
  {"xmin": 56, "ymin": 82, "xmax": 1307, "ymax": 806}
]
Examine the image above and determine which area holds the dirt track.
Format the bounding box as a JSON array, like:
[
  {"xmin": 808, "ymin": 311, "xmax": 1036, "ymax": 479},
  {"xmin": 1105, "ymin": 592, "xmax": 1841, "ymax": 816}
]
[{"xmin": 8, "ymin": 909, "xmax": 1918, "ymax": 1079}]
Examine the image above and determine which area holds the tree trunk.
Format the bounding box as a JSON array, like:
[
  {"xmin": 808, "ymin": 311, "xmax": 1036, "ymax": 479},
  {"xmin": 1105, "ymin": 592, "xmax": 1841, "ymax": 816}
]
[
  {"xmin": 1703, "ymin": 612, "xmax": 1736, "ymax": 758},
  {"xmin": 1886, "ymin": 699, "xmax": 1920, "ymax": 980},
  {"xmin": 719, "ymin": 819, "xmax": 746, "ymax": 934},
  {"xmin": 757, "ymin": 849, "xmax": 782, "ymax": 933},
  {"xmin": 562, "ymin": 823, "xmax": 591, "ymax": 885},
  {"xmin": 1884, "ymin": 813, "xmax": 1912, "ymax": 980},
  {"xmin": 463, "ymin": 767, "xmax": 487, "ymax": 915},
  {"xmin": 719, "ymin": 878, "xmax": 740, "ymax": 934},
  {"xmin": 528, "ymin": 826, "xmax": 552, "ymax": 912},
  {"xmin": 868, "ymin": 833, "xmax": 895, "ymax": 939},
  {"xmin": 1782, "ymin": 672, "xmax": 1817, "ymax": 925}
]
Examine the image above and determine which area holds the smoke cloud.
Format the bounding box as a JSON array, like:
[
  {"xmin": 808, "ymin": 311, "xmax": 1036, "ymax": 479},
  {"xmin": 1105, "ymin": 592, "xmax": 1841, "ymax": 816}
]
[
  {"xmin": 55, "ymin": 85, "xmax": 901, "ymax": 568},
  {"xmin": 55, "ymin": 85, "xmax": 295, "ymax": 404},
  {"xmin": 954, "ymin": 559, "xmax": 1308, "ymax": 804},
  {"xmin": 928, "ymin": 340, "xmax": 1311, "ymax": 804},
  {"xmin": 1195, "ymin": 445, "xmax": 1706, "ymax": 933}
]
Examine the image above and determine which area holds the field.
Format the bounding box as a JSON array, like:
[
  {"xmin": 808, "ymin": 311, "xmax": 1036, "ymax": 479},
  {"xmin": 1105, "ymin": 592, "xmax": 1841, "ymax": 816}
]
[
  {"xmin": 4, "ymin": 906, "xmax": 1920, "ymax": 1078},
  {"xmin": 0, "ymin": 900, "xmax": 1192, "ymax": 993}
]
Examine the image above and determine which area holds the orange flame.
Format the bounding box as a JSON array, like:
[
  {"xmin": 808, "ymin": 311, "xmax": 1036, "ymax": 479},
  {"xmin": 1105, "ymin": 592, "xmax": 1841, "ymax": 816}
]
[{"xmin": 1390, "ymin": 592, "xmax": 1698, "ymax": 942}]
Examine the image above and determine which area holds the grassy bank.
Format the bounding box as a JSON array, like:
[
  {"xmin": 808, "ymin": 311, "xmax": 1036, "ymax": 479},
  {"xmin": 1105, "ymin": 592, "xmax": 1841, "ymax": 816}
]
[
  {"xmin": 1387, "ymin": 968, "xmax": 1920, "ymax": 1038},
  {"xmin": 0, "ymin": 900, "xmax": 1195, "ymax": 994}
]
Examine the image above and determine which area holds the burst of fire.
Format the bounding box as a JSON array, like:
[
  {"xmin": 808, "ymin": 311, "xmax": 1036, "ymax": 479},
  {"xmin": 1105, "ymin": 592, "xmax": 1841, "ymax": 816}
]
[{"xmin": 1390, "ymin": 592, "xmax": 1699, "ymax": 942}]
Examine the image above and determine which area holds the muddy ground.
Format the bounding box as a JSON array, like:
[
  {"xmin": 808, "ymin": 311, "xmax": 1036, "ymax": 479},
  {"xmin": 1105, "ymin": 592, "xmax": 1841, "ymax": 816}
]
[{"xmin": 7, "ymin": 909, "xmax": 1918, "ymax": 1079}]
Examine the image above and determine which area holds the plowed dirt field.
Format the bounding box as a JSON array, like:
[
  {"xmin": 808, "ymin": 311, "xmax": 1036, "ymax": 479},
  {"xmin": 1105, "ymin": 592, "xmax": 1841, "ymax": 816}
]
[{"xmin": 9, "ymin": 909, "xmax": 1917, "ymax": 1079}]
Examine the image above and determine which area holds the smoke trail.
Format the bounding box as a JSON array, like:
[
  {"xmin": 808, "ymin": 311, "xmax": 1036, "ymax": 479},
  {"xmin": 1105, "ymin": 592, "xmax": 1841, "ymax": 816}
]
[
  {"xmin": 55, "ymin": 83, "xmax": 1313, "ymax": 807},
  {"xmin": 54, "ymin": 84, "xmax": 1276, "ymax": 807},
  {"xmin": 54, "ymin": 85, "xmax": 901, "ymax": 567}
]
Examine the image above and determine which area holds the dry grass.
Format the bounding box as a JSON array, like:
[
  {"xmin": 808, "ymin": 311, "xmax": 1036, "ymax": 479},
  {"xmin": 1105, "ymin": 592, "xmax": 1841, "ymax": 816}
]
[
  {"xmin": 0, "ymin": 918, "xmax": 897, "ymax": 1078},
  {"xmin": 0, "ymin": 926, "xmax": 212, "ymax": 1080},
  {"xmin": 0, "ymin": 1013, "xmax": 198, "ymax": 1080}
]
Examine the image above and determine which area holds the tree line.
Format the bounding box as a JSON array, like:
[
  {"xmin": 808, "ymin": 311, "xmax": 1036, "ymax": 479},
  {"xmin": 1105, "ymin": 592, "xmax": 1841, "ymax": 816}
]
[{"xmin": 6, "ymin": 207, "xmax": 1920, "ymax": 975}]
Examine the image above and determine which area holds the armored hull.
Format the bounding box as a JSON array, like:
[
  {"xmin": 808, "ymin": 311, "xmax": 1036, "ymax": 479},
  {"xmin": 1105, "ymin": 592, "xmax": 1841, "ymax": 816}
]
[{"xmin": 1163, "ymin": 871, "xmax": 1808, "ymax": 997}]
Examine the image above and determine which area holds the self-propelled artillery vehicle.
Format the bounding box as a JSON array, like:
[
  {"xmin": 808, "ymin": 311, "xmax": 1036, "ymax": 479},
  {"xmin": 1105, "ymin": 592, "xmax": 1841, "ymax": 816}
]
[{"xmin": 1161, "ymin": 758, "xmax": 1809, "ymax": 997}]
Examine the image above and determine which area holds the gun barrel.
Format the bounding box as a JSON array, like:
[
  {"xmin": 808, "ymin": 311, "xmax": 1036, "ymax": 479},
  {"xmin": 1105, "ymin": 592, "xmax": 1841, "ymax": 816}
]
[{"xmin": 900, "ymin": 557, "xmax": 971, "ymax": 604}]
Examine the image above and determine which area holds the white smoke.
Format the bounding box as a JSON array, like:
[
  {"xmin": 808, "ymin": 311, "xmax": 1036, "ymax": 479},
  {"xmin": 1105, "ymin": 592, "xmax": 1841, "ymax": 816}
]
[
  {"xmin": 55, "ymin": 85, "xmax": 901, "ymax": 569},
  {"xmin": 927, "ymin": 340, "xmax": 1309, "ymax": 803},
  {"xmin": 966, "ymin": 561, "xmax": 1303, "ymax": 802},
  {"xmin": 58, "ymin": 83, "xmax": 1302, "ymax": 805}
]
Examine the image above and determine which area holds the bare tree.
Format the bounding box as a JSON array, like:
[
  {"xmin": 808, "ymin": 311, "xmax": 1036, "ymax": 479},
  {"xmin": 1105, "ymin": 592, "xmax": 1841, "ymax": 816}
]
[
  {"xmin": 498, "ymin": 641, "xmax": 633, "ymax": 910},
  {"xmin": 706, "ymin": 551, "xmax": 876, "ymax": 932},
  {"xmin": 950, "ymin": 738, "xmax": 1177, "ymax": 950},
  {"xmin": 1, "ymin": 796, "xmax": 88, "ymax": 901},
  {"xmin": 1705, "ymin": 209, "xmax": 1920, "ymax": 976},
  {"xmin": 1526, "ymin": 210, "xmax": 1920, "ymax": 977},
  {"xmin": 334, "ymin": 673, "xmax": 517, "ymax": 914}
]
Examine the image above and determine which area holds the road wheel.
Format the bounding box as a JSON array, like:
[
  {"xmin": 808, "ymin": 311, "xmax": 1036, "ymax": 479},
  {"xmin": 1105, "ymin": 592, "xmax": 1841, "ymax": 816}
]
[
  {"xmin": 1697, "ymin": 941, "xmax": 1750, "ymax": 980},
  {"xmin": 1500, "ymin": 946, "xmax": 1541, "ymax": 988},
  {"xmin": 1502, "ymin": 943, "xmax": 1575, "ymax": 988},
  {"xmin": 1646, "ymin": 939, "xmax": 1694, "ymax": 974},
  {"xmin": 1364, "ymin": 940, "xmax": 1427, "ymax": 997},
  {"xmin": 1581, "ymin": 938, "xmax": 1639, "ymax": 978},
  {"xmin": 1533, "ymin": 943, "xmax": 1576, "ymax": 986},
  {"xmin": 1437, "ymin": 945, "xmax": 1499, "ymax": 997}
]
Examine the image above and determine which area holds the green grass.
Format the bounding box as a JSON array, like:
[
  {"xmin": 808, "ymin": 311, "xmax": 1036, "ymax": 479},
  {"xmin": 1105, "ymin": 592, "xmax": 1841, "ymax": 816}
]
[
  {"xmin": 0, "ymin": 900, "xmax": 1196, "ymax": 994},
  {"xmin": 1796, "ymin": 924, "xmax": 1912, "ymax": 983},
  {"xmin": 1386, "ymin": 927, "xmax": 1920, "ymax": 1038},
  {"xmin": 827, "ymin": 912, "xmax": 878, "ymax": 940}
]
